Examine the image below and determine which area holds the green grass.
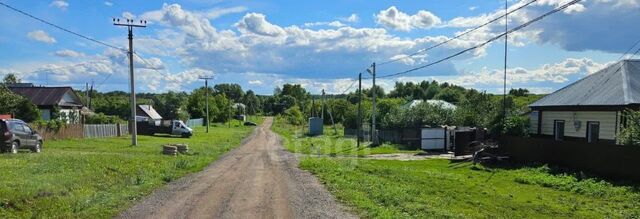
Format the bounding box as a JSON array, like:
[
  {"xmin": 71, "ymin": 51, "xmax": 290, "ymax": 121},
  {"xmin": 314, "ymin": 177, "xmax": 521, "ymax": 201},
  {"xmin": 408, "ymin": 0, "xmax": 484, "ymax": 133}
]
[
  {"xmin": 300, "ymin": 158, "xmax": 640, "ymax": 218},
  {"xmin": 0, "ymin": 121, "xmax": 261, "ymax": 218},
  {"xmin": 272, "ymin": 117, "xmax": 420, "ymax": 156}
]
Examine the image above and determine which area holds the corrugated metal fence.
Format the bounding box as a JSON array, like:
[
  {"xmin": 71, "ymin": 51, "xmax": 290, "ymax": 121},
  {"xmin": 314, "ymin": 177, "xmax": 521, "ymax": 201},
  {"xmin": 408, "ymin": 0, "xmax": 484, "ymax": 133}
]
[
  {"xmin": 186, "ymin": 118, "xmax": 204, "ymax": 127},
  {"xmin": 83, "ymin": 124, "xmax": 129, "ymax": 138}
]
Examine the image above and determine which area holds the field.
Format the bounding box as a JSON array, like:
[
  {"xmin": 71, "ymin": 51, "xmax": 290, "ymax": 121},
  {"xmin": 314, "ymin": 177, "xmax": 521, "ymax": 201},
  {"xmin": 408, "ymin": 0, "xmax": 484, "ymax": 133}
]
[
  {"xmin": 0, "ymin": 120, "xmax": 261, "ymax": 218},
  {"xmin": 301, "ymin": 158, "xmax": 640, "ymax": 218},
  {"xmin": 272, "ymin": 117, "xmax": 640, "ymax": 218},
  {"xmin": 272, "ymin": 117, "xmax": 420, "ymax": 156}
]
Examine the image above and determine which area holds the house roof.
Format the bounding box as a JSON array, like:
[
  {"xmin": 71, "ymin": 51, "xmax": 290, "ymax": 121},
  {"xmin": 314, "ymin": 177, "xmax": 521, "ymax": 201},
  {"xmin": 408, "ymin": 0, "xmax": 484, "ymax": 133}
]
[
  {"xmin": 530, "ymin": 59, "xmax": 640, "ymax": 108},
  {"xmin": 402, "ymin": 99, "xmax": 457, "ymax": 110},
  {"xmin": 137, "ymin": 105, "xmax": 163, "ymax": 120},
  {"xmin": 8, "ymin": 86, "xmax": 83, "ymax": 107}
]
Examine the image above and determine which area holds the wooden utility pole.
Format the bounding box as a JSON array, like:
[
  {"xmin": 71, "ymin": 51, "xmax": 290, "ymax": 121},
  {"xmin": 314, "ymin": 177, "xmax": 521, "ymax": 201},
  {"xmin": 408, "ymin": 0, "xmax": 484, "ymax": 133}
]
[
  {"xmin": 357, "ymin": 73, "xmax": 362, "ymax": 148},
  {"xmin": 199, "ymin": 76, "xmax": 213, "ymax": 133},
  {"xmin": 114, "ymin": 18, "xmax": 146, "ymax": 146},
  {"xmin": 368, "ymin": 62, "xmax": 378, "ymax": 145}
]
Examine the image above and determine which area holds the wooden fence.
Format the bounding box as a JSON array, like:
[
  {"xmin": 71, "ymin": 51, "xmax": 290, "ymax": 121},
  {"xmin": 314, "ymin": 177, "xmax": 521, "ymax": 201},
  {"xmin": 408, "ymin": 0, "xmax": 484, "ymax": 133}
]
[
  {"xmin": 32, "ymin": 123, "xmax": 130, "ymax": 140},
  {"xmin": 500, "ymin": 136, "xmax": 640, "ymax": 181},
  {"xmin": 33, "ymin": 124, "xmax": 84, "ymax": 141}
]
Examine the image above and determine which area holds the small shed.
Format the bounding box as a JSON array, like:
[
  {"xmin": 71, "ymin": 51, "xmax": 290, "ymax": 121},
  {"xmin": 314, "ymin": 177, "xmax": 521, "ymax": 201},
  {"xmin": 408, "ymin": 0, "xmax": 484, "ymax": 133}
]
[
  {"xmin": 308, "ymin": 117, "xmax": 323, "ymax": 136},
  {"xmin": 137, "ymin": 105, "xmax": 163, "ymax": 121}
]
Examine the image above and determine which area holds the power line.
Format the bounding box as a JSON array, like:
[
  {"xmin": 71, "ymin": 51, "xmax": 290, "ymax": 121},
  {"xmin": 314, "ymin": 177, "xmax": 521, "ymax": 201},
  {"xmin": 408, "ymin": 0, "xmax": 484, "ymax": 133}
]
[
  {"xmin": 377, "ymin": 0, "xmax": 539, "ymax": 67},
  {"xmin": 0, "ymin": 2, "xmax": 125, "ymax": 52},
  {"xmin": 377, "ymin": 0, "xmax": 583, "ymax": 79}
]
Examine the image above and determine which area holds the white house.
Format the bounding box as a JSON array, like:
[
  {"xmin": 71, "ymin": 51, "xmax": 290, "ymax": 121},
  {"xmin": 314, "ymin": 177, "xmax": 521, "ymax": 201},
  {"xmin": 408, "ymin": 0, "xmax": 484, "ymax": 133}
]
[
  {"xmin": 9, "ymin": 85, "xmax": 84, "ymax": 123},
  {"xmin": 529, "ymin": 59, "xmax": 640, "ymax": 144}
]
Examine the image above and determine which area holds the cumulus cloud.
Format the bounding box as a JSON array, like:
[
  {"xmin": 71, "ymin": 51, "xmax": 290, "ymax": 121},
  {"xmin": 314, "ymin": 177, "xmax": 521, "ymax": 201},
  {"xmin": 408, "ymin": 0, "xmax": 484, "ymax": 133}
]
[
  {"xmin": 54, "ymin": 49, "xmax": 85, "ymax": 58},
  {"xmin": 248, "ymin": 80, "xmax": 263, "ymax": 85},
  {"xmin": 236, "ymin": 13, "xmax": 286, "ymax": 37},
  {"xmin": 450, "ymin": 58, "xmax": 612, "ymax": 86},
  {"xmin": 304, "ymin": 21, "xmax": 346, "ymax": 28},
  {"xmin": 376, "ymin": 6, "xmax": 441, "ymax": 31},
  {"xmin": 104, "ymin": 1, "xmax": 113, "ymax": 7},
  {"xmin": 27, "ymin": 30, "xmax": 56, "ymax": 44},
  {"xmin": 49, "ymin": 0, "xmax": 68, "ymax": 10}
]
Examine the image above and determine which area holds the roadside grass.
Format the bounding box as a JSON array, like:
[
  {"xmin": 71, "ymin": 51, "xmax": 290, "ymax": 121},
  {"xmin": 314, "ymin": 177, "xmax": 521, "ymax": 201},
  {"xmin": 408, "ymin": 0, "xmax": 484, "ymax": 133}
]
[
  {"xmin": 272, "ymin": 117, "xmax": 420, "ymax": 156},
  {"xmin": 301, "ymin": 158, "xmax": 640, "ymax": 218},
  {"xmin": 0, "ymin": 121, "xmax": 261, "ymax": 218}
]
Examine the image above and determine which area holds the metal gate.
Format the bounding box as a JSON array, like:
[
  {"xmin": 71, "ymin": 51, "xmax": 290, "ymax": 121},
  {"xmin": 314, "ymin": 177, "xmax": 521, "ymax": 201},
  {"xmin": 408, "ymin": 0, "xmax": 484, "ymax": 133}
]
[{"xmin": 421, "ymin": 128, "xmax": 446, "ymax": 150}]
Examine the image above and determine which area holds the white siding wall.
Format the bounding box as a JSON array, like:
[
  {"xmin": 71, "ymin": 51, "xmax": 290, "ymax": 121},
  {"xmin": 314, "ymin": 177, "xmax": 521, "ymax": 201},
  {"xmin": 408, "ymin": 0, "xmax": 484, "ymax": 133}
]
[{"xmin": 540, "ymin": 111, "xmax": 618, "ymax": 140}]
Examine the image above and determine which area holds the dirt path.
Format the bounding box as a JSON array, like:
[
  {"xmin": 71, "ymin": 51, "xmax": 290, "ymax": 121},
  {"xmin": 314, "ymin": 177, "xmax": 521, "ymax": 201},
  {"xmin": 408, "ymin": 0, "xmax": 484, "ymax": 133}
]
[{"xmin": 118, "ymin": 117, "xmax": 355, "ymax": 219}]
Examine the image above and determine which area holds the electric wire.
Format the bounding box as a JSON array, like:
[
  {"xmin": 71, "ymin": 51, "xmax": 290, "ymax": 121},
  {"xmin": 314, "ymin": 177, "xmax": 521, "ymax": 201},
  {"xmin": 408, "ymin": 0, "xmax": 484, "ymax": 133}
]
[
  {"xmin": 377, "ymin": 0, "xmax": 583, "ymax": 79},
  {"xmin": 377, "ymin": 0, "xmax": 539, "ymax": 67}
]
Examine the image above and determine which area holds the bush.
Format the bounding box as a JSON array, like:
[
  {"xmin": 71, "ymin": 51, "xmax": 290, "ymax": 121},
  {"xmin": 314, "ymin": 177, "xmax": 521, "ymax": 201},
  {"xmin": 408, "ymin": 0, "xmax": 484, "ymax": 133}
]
[
  {"xmin": 284, "ymin": 106, "xmax": 304, "ymax": 125},
  {"xmin": 86, "ymin": 113, "xmax": 125, "ymax": 124},
  {"xmin": 502, "ymin": 115, "xmax": 529, "ymax": 137},
  {"xmin": 618, "ymin": 110, "xmax": 640, "ymax": 146}
]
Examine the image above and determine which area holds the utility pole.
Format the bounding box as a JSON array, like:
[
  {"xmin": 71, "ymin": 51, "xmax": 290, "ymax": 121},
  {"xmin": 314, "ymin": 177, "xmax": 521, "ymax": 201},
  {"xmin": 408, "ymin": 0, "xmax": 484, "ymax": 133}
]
[
  {"xmin": 367, "ymin": 62, "xmax": 378, "ymax": 145},
  {"xmin": 502, "ymin": 0, "xmax": 508, "ymax": 134},
  {"xmin": 114, "ymin": 18, "xmax": 146, "ymax": 146},
  {"xmin": 199, "ymin": 76, "xmax": 213, "ymax": 133},
  {"xmin": 321, "ymin": 89, "xmax": 325, "ymax": 121},
  {"xmin": 357, "ymin": 73, "xmax": 362, "ymax": 148}
]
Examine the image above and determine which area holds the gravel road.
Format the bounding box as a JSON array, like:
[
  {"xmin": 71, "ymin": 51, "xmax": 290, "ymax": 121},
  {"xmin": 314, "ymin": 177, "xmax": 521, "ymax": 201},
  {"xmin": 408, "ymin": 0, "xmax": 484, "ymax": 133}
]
[{"xmin": 118, "ymin": 117, "xmax": 356, "ymax": 219}]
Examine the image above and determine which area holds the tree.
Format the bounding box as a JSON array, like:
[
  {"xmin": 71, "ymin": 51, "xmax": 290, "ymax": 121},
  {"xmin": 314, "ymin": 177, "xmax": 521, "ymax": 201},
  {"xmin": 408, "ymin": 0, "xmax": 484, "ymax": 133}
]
[
  {"xmin": 284, "ymin": 106, "xmax": 304, "ymax": 125},
  {"xmin": 3, "ymin": 74, "xmax": 20, "ymax": 84},
  {"xmin": 509, "ymin": 88, "xmax": 530, "ymax": 97},
  {"xmin": 214, "ymin": 83, "xmax": 244, "ymax": 103},
  {"xmin": 434, "ymin": 87, "xmax": 462, "ymax": 103},
  {"xmin": 242, "ymin": 90, "xmax": 260, "ymax": 115},
  {"xmin": 153, "ymin": 91, "xmax": 188, "ymax": 120},
  {"xmin": 365, "ymin": 85, "xmax": 385, "ymax": 98},
  {"xmin": 0, "ymin": 87, "xmax": 40, "ymax": 122},
  {"xmin": 280, "ymin": 84, "xmax": 309, "ymax": 103}
]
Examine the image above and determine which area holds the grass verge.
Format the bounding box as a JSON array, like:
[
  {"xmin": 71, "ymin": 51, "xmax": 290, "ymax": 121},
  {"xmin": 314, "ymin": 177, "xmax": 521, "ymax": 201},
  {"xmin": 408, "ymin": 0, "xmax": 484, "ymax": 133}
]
[
  {"xmin": 0, "ymin": 121, "xmax": 260, "ymax": 218},
  {"xmin": 272, "ymin": 117, "xmax": 419, "ymax": 156},
  {"xmin": 301, "ymin": 158, "xmax": 640, "ymax": 218}
]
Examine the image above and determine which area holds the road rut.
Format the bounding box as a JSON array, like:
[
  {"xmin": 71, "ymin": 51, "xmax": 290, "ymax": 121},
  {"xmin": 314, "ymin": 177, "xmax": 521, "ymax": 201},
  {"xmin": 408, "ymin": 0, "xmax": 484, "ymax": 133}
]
[{"xmin": 118, "ymin": 117, "xmax": 355, "ymax": 219}]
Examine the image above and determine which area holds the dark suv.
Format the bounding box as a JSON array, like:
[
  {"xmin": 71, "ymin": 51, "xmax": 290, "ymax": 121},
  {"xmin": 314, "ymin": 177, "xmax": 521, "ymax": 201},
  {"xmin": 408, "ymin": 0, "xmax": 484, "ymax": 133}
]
[{"xmin": 1, "ymin": 119, "xmax": 43, "ymax": 154}]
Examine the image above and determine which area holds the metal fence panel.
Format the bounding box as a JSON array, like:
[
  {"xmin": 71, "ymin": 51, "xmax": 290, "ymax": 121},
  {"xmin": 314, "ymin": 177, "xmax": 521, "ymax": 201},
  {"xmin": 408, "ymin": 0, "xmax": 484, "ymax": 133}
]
[
  {"xmin": 186, "ymin": 118, "xmax": 204, "ymax": 127},
  {"xmin": 84, "ymin": 124, "xmax": 128, "ymax": 138}
]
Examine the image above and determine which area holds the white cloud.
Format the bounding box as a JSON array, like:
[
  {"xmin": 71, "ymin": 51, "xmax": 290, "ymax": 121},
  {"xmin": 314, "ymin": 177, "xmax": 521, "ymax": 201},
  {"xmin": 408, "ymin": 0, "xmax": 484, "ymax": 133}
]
[
  {"xmin": 449, "ymin": 58, "xmax": 612, "ymax": 86},
  {"xmin": 122, "ymin": 12, "xmax": 136, "ymax": 20},
  {"xmin": 104, "ymin": 1, "xmax": 113, "ymax": 7},
  {"xmin": 469, "ymin": 6, "xmax": 478, "ymax": 11},
  {"xmin": 248, "ymin": 80, "xmax": 263, "ymax": 85},
  {"xmin": 54, "ymin": 49, "xmax": 85, "ymax": 58},
  {"xmin": 50, "ymin": 0, "xmax": 68, "ymax": 10},
  {"xmin": 27, "ymin": 30, "xmax": 56, "ymax": 44},
  {"xmin": 205, "ymin": 6, "xmax": 247, "ymax": 19},
  {"xmin": 304, "ymin": 21, "xmax": 346, "ymax": 28},
  {"xmin": 236, "ymin": 13, "xmax": 285, "ymax": 37},
  {"xmin": 341, "ymin": 14, "xmax": 359, "ymax": 23},
  {"xmin": 376, "ymin": 6, "xmax": 441, "ymax": 31}
]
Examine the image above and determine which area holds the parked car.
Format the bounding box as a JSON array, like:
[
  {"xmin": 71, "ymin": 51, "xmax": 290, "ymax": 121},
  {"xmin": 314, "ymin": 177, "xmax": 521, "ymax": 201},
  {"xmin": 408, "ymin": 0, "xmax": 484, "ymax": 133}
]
[
  {"xmin": 1, "ymin": 119, "xmax": 43, "ymax": 153},
  {"xmin": 137, "ymin": 119, "xmax": 193, "ymax": 138}
]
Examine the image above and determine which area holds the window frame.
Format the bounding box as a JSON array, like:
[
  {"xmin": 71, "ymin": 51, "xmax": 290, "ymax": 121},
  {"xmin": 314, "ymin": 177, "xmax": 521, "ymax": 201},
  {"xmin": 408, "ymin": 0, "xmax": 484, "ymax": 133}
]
[{"xmin": 586, "ymin": 121, "xmax": 600, "ymax": 143}]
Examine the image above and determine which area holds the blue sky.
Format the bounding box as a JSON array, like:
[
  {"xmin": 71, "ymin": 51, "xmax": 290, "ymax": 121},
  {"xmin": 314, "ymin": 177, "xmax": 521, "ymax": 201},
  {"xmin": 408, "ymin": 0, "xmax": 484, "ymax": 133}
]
[{"xmin": 0, "ymin": 0, "xmax": 639, "ymax": 95}]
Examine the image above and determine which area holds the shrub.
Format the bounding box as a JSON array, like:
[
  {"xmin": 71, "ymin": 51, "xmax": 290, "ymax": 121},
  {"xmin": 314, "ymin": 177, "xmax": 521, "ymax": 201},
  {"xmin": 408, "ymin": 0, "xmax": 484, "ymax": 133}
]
[
  {"xmin": 85, "ymin": 113, "xmax": 125, "ymax": 124},
  {"xmin": 618, "ymin": 110, "xmax": 640, "ymax": 146}
]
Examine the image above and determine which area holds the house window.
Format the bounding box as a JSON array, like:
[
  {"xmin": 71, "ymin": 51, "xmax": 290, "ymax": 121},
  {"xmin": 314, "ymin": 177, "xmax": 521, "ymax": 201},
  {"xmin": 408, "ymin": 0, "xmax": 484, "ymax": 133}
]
[
  {"xmin": 554, "ymin": 120, "xmax": 565, "ymax": 141},
  {"xmin": 587, "ymin": 121, "xmax": 600, "ymax": 143}
]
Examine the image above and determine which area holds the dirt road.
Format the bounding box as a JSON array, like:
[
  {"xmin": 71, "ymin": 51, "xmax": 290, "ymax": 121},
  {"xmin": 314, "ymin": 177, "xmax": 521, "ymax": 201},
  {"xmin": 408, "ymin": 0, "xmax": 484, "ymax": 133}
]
[{"xmin": 118, "ymin": 117, "xmax": 355, "ymax": 219}]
